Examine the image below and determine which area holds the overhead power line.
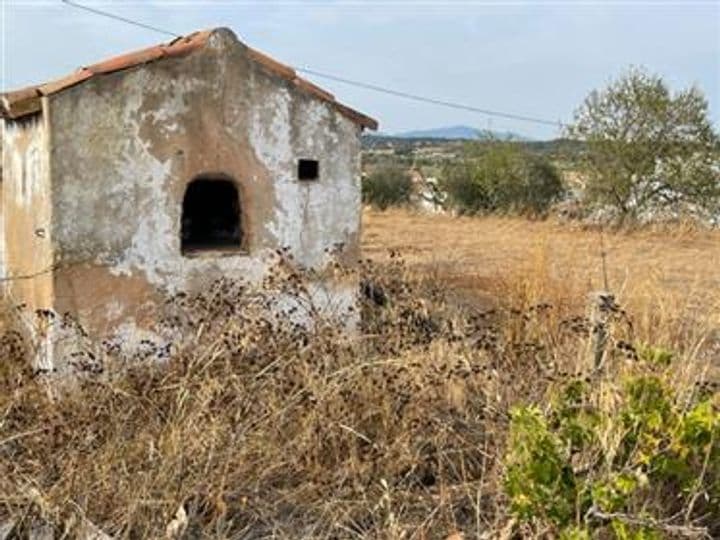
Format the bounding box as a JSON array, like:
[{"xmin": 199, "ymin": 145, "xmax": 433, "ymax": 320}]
[
  {"xmin": 296, "ymin": 68, "xmax": 564, "ymax": 127},
  {"xmin": 61, "ymin": 0, "xmax": 180, "ymax": 38},
  {"xmin": 60, "ymin": 0, "xmax": 565, "ymax": 129}
]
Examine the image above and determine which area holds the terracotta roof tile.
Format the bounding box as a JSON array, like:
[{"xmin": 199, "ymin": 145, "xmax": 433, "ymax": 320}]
[
  {"xmin": 39, "ymin": 69, "xmax": 93, "ymax": 96},
  {"xmin": 245, "ymin": 45, "xmax": 376, "ymax": 129},
  {"xmin": 162, "ymin": 30, "xmax": 213, "ymax": 57},
  {"xmin": 294, "ymin": 77, "xmax": 335, "ymax": 103},
  {"xmin": 0, "ymin": 28, "xmax": 377, "ymax": 129},
  {"xmin": 85, "ymin": 45, "xmax": 165, "ymax": 75},
  {"xmin": 1, "ymin": 86, "xmax": 42, "ymax": 118},
  {"xmin": 2, "ymin": 86, "xmax": 40, "ymax": 104},
  {"xmin": 246, "ymin": 48, "xmax": 297, "ymax": 81}
]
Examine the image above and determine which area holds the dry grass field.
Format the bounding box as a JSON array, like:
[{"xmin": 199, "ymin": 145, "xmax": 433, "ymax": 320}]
[
  {"xmin": 0, "ymin": 211, "xmax": 717, "ymax": 538},
  {"xmin": 364, "ymin": 209, "xmax": 720, "ymax": 356}
]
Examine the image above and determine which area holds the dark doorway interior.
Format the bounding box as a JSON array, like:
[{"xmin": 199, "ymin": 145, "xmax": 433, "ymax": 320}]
[{"xmin": 181, "ymin": 178, "xmax": 243, "ymax": 254}]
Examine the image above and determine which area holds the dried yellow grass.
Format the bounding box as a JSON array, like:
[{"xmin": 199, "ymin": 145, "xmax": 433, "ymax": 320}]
[
  {"xmin": 0, "ymin": 212, "xmax": 716, "ymax": 538},
  {"xmin": 364, "ymin": 208, "xmax": 720, "ymax": 358}
]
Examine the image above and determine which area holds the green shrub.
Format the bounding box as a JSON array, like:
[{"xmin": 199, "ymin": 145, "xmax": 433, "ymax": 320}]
[
  {"xmin": 362, "ymin": 166, "xmax": 413, "ymax": 210},
  {"xmin": 505, "ymin": 406, "xmax": 578, "ymax": 525},
  {"xmin": 440, "ymin": 159, "xmax": 492, "ymax": 214},
  {"xmin": 567, "ymin": 67, "xmax": 720, "ymax": 219},
  {"xmin": 440, "ymin": 142, "xmax": 564, "ymax": 216},
  {"xmin": 504, "ymin": 349, "xmax": 719, "ymax": 538}
]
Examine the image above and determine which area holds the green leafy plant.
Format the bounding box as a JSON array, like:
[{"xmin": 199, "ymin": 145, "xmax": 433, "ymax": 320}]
[
  {"xmin": 441, "ymin": 142, "xmax": 564, "ymax": 216},
  {"xmin": 504, "ymin": 348, "xmax": 719, "ymax": 538},
  {"xmin": 362, "ymin": 165, "xmax": 413, "ymax": 210},
  {"xmin": 505, "ymin": 406, "xmax": 578, "ymax": 525}
]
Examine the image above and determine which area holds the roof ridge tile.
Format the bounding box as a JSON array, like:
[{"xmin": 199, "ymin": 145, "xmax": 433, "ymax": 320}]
[{"xmin": 0, "ymin": 28, "xmax": 377, "ymax": 129}]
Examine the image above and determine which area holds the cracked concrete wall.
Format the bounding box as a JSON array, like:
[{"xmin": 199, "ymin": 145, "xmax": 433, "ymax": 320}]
[{"xmin": 44, "ymin": 29, "xmax": 362, "ymax": 344}]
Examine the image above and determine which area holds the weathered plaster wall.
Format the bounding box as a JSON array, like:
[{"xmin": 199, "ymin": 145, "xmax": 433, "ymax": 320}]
[
  {"xmin": 47, "ymin": 29, "xmax": 362, "ymax": 341},
  {"xmin": 0, "ymin": 111, "xmax": 54, "ymax": 316}
]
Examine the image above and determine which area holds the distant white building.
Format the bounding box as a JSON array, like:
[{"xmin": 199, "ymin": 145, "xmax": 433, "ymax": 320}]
[{"xmin": 409, "ymin": 169, "xmax": 446, "ymax": 213}]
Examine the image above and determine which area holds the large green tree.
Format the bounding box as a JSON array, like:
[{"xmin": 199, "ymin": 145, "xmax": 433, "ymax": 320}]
[{"xmin": 568, "ymin": 67, "xmax": 719, "ymax": 219}]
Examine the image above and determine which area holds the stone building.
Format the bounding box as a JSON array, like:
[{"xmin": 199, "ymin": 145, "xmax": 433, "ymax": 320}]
[{"xmin": 0, "ymin": 28, "xmax": 377, "ymax": 368}]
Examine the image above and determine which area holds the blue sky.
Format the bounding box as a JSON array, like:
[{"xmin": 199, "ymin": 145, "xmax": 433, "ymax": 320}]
[{"xmin": 2, "ymin": 1, "xmax": 719, "ymax": 139}]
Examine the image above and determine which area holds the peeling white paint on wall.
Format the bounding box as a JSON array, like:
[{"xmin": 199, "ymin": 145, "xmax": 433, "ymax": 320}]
[
  {"xmin": 25, "ymin": 146, "xmax": 41, "ymax": 204},
  {"xmin": 0, "ymin": 110, "xmax": 55, "ymax": 370},
  {"xmin": 2, "ymin": 117, "xmax": 46, "ymax": 207},
  {"xmin": 249, "ymin": 86, "xmax": 301, "ymax": 250},
  {"xmin": 2, "ymin": 27, "xmax": 372, "ymax": 368}
]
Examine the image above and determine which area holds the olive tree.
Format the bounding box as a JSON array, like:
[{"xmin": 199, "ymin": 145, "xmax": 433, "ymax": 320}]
[
  {"xmin": 441, "ymin": 142, "xmax": 564, "ymax": 216},
  {"xmin": 568, "ymin": 67, "xmax": 719, "ymax": 219}
]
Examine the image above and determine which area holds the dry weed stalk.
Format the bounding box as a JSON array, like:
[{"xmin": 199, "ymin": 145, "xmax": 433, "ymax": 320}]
[{"xmin": 0, "ymin": 250, "xmax": 716, "ymax": 538}]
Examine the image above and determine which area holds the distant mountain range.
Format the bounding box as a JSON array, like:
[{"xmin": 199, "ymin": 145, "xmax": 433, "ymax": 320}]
[{"xmin": 386, "ymin": 125, "xmax": 532, "ymax": 141}]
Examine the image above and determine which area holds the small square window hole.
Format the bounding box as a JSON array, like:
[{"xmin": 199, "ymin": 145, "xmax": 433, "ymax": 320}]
[{"xmin": 298, "ymin": 159, "xmax": 319, "ymax": 181}]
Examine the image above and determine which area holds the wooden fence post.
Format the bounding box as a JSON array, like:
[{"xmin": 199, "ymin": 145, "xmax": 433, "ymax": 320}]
[{"xmin": 588, "ymin": 291, "xmax": 615, "ymax": 371}]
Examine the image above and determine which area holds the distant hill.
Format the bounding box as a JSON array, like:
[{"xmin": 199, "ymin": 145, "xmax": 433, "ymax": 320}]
[
  {"xmin": 391, "ymin": 125, "xmax": 531, "ymax": 141},
  {"xmin": 361, "ymin": 131, "xmax": 586, "ymax": 161}
]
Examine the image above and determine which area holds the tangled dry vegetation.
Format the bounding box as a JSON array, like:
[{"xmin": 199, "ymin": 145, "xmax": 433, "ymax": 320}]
[{"xmin": 0, "ymin": 245, "xmax": 718, "ymax": 538}]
